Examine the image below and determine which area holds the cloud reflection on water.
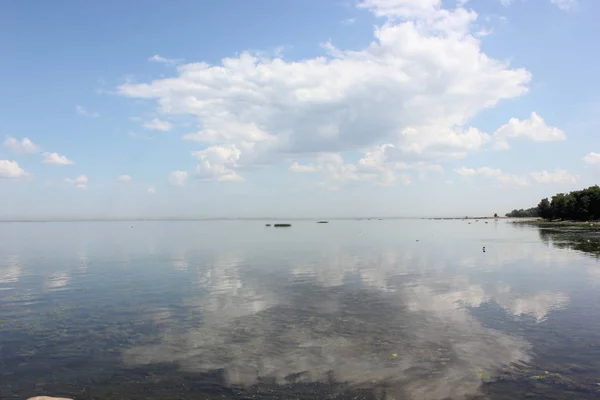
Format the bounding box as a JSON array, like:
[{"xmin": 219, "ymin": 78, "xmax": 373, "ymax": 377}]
[
  {"xmin": 123, "ymin": 247, "xmax": 541, "ymax": 400},
  {"xmin": 0, "ymin": 255, "xmax": 21, "ymax": 287}
]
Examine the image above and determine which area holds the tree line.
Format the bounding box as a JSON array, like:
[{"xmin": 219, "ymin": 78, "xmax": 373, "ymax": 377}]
[
  {"xmin": 505, "ymin": 208, "xmax": 538, "ymax": 218},
  {"xmin": 506, "ymin": 185, "xmax": 600, "ymax": 221}
]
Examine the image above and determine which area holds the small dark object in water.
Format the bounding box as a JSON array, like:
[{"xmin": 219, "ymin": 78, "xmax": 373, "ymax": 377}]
[
  {"xmin": 274, "ymin": 223, "xmax": 291, "ymax": 227},
  {"xmin": 482, "ymin": 246, "xmax": 486, "ymax": 253},
  {"xmin": 265, "ymin": 224, "xmax": 271, "ymax": 227},
  {"xmin": 317, "ymin": 221, "xmax": 329, "ymax": 224},
  {"xmin": 416, "ymin": 239, "xmax": 419, "ymax": 242}
]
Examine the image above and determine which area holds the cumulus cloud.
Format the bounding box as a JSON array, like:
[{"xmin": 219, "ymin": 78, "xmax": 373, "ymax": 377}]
[
  {"xmin": 117, "ymin": 0, "xmax": 533, "ymax": 187},
  {"xmin": 3, "ymin": 136, "xmax": 40, "ymax": 154},
  {"xmin": 143, "ymin": 118, "xmax": 173, "ymax": 131},
  {"xmin": 493, "ymin": 112, "xmax": 566, "ymax": 150},
  {"xmin": 192, "ymin": 145, "xmax": 244, "ymax": 182},
  {"xmin": 169, "ymin": 170, "xmax": 188, "ymax": 187},
  {"xmin": 453, "ymin": 167, "xmax": 477, "ymax": 176},
  {"xmin": 288, "ymin": 162, "xmax": 320, "ymax": 173},
  {"xmin": 530, "ymin": 169, "xmax": 579, "ymax": 184},
  {"xmin": 583, "ymin": 152, "xmax": 600, "ymax": 166},
  {"xmin": 147, "ymin": 186, "xmax": 156, "ymax": 194},
  {"xmin": 148, "ymin": 54, "xmax": 183, "ymax": 65},
  {"xmin": 454, "ymin": 166, "xmax": 529, "ymax": 186},
  {"xmin": 76, "ymin": 105, "xmax": 99, "ymax": 118},
  {"xmin": 290, "ymin": 148, "xmax": 427, "ymax": 187},
  {"xmin": 0, "ymin": 160, "xmax": 28, "ymax": 179},
  {"xmin": 65, "ymin": 175, "xmax": 88, "ymax": 189},
  {"xmin": 117, "ymin": 174, "xmax": 132, "ymax": 182},
  {"xmin": 43, "ymin": 152, "xmax": 74, "ymax": 165}
]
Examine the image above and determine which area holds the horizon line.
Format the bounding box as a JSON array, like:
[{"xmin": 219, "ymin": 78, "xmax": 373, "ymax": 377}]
[{"xmin": 0, "ymin": 215, "xmax": 501, "ymax": 222}]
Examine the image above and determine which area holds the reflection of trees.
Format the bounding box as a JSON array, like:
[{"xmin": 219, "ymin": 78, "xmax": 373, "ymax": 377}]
[{"xmin": 538, "ymin": 228, "xmax": 600, "ymax": 258}]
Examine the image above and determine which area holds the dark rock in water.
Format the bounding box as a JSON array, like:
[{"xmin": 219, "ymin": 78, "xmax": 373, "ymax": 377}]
[
  {"xmin": 317, "ymin": 221, "xmax": 329, "ymax": 224},
  {"xmin": 265, "ymin": 224, "xmax": 271, "ymax": 227},
  {"xmin": 274, "ymin": 223, "xmax": 291, "ymax": 227}
]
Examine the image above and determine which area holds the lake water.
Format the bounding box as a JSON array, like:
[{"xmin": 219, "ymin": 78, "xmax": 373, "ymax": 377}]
[{"xmin": 1, "ymin": 220, "xmax": 600, "ymax": 399}]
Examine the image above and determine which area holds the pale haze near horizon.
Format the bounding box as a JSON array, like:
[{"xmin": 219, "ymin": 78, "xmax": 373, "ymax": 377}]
[{"xmin": 1, "ymin": 0, "xmax": 599, "ymax": 219}]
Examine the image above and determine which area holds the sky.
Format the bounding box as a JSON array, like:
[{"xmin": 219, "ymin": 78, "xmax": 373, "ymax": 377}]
[{"xmin": 1, "ymin": 0, "xmax": 599, "ymax": 219}]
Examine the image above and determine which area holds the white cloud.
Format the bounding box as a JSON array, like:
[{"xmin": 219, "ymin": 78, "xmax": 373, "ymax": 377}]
[
  {"xmin": 341, "ymin": 18, "xmax": 356, "ymax": 25},
  {"xmin": 530, "ymin": 169, "xmax": 579, "ymax": 184},
  {"xmin": 0, "ymin": 160, "xmax": 28, "ymax": 179},
  {"xmin": 583, "ymin": 152, "xmax": 600, "ymax": 166},
  {"xmin": 76, "ymin": 105, "xmax": 99, "ymax": 118},
  {"xmin": 289, "ymin": 145, "xmax": 445, "ymax": 188},
  {"xmin": 117, "ymin": 174, "xmax": 132, "ymax": 182},
  {"xmin": 290, "ymin": 153, "xmax": 374, "ymax": 184},
  {"xmin": 289, "ymin": 162, "xmax": 320, "ymax": 173},
  {"xmin": 169, "ymin": 170, "xmax": 188, "ymax": 187},
  {"xmin": 454, "ymin": 167, "xmax": 477, "ymax": 176},
  {"xmin": 147, "ymin": 186, "xmax": 156, "ymax": 194},
  {"xmin": 192, "ymin": 145, "xmax": 244, "ymax": 182},
  {"xmin": 290, "ymin": 149, "xmax": 417, "ymax": 187},
  {"xmin": 43, "ymin": 152, "xmax": 74, "ymax": 165},
  {"xmin": 143, "ymin": 118, "xmax": 172, "ymax": 131},
  {"xmin": 501, "ymin": 0, "xmax": 576, "ymax": 10},
  {"xmin": 550, "ymin": 0, "xmax": 577, "ymax": 10},
  {"xmin": 475, "ymin": 27, "xmax": 493, "ymax": 37},
  {"xmin": 454, "ymin": 166, "xmax": 529, "ymax": 186},
  {"xmin": 65, "ymin": 175, "xmax": 88, "ymax": 189},
  {"xmin": 118, "ymin": 0, "xmax": 531, "ymax": 186},
  {"xmin": 128, "ymin": 131, "xmax": 155, "ymax": 140},
  {"xmin": 493, "ymin": 112, "xmax": 565, "ymax": 150},
  {"xmin": 148, "ymin": 54, "xmax": 183, "ymax": 65},
  {"xmin": 3, "ymin": 136, "xmax": 40, "ymax": 154}
]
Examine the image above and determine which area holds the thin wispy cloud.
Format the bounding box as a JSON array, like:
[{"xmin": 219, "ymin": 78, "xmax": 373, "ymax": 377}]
[
  {"xmin": 76, "ymin": 105, "xmax": 100, "ymax": 118},
  {"xmin": 148, "ymin": 54, "xmax": 183, "ymax": 65}
]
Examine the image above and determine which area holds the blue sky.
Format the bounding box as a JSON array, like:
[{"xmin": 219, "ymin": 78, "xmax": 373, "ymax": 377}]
[{"xmin": 1, "ymin": 0, "xmax": 599, "ymax": 218}]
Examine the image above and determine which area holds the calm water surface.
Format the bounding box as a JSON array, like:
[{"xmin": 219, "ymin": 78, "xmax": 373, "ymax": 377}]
[{"xmin": 1, "ymin": 220, "xmax": 600, "ymax": 399}]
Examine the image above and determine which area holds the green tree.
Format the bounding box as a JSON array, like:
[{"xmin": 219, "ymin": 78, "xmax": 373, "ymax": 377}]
[
  {"xmin": 505, "ymin": 208, "xmax": 538, "ymax": 218},
  {"xmin": 537, "ymin": 198, "xmax": 552, "ymax": 219},
  {"xmin": 529, "ymin": 186, "xmax": 600, "ymax": 221}
]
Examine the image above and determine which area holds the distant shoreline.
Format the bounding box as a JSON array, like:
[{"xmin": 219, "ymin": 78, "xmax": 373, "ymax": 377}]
[
  {"xmin": 0, "ymin": 216, "xmax": 503, "ymax": 223},
  {"xmin": 510, "ymin": 219, "xmax": 600, "ymax": 229}
]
